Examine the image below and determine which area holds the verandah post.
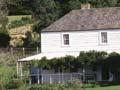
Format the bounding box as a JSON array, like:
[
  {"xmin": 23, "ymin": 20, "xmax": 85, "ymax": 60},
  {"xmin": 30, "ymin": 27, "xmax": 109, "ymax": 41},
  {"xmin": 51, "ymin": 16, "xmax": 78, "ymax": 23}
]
[
  {"xmin": 83, "ymin": 67, "xmax": 86, "ymax": 90},
  {"xmin": 20, "ymin": 62, "xmax": 23, "ymax": 79},
  {"xmin": 17, "ymin": 62, "xmax": 19, "ymax": 78},
  {"xmin": 37, "ymin": 47, "xmax": 39, "ymax": 54},
  {"xmin": 37, "ymin": 68, "xmax": 40, "ymax": 84}
]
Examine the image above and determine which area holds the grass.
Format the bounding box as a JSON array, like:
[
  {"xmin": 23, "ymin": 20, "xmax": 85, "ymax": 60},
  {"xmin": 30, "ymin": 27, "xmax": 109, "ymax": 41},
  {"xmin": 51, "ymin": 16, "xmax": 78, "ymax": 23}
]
[
  {"xmin": 14, "ymin": 85, "xmax": 120, "ymax": 90},
  {"xmin": 86, "ymin": 85, "xmax": 120, "ymax": 90},
  {"xmin": 7, "ymin": 15, "xmax": 31, "ymax": 23}
]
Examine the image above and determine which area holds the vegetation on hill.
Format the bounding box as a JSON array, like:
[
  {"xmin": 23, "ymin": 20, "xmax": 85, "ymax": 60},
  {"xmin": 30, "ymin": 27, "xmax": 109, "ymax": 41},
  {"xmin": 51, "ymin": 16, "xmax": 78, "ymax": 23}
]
[
  {"xmin": 6, "ymin": 0, "xmax": 119, "ymax": 15},
  {"xmin": 8, "ymin": 24, "xmax": 40, "ymax": 47},
  {"xmin": 8, "ymin": 15, "xmax": 31, "ymax": 23},
  {"xmin": 0, "ymin": 0, "xmax": 119, "ymax": 48},
  {"xmin": 0, "ymin": 0, "xmax": 10, "ymax": 47},
  {"xmin": 0, "ymin": 1, "xmax": 120, "ymax": 90},
  {"xmin": 31, "ymin": 0, "xmax": 119, "ymax": 33}
]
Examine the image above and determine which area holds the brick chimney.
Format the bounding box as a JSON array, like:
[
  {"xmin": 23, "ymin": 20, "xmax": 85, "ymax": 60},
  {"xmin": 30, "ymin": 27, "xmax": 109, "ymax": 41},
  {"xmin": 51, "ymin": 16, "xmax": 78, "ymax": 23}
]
[{"xmin": 81, "ymin": 3, "xmax": 91, "ymax": 9}]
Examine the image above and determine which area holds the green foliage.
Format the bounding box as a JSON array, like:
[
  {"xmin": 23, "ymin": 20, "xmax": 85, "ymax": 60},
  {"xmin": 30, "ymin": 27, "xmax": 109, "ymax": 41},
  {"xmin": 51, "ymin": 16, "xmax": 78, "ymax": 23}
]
[
  {"xmin": 8, "ymin": 17, "xmax": 32, "ymax": 29},
  {"xmin": 0, "ymin": 0, "xmax": 10, "ymax": 47},
  {"xmin": 0, "ymin": 66, "xmax": 28, "ymax": 90},
  {"xmin": 6, "ymin": 0, "xmax": 119, "ymax": 16},
  {"xmin": 5, "ymin": 79, "xmax": 24, "ymax": 89},
  {"xmin": 8, "ymin": 15, "xmax": 31, "ymax": 23},
  {"xmin": 0, "ymin": 31, "xmax": 10, "ymax": 47},
  {"xmin": 32, "ymin": 0, "xmax": 60, "ymax": 33},
  {"xmin": 29, "ymin": 51, "xmax": 108, "ymax": 72},
  {"xmin": 0, "ymin": 66, "xmax": 16, "ymax": 89},
  {"xmin": 28, "ymin": 51, "xmax": 120, "ymax": 73},
  {"xmin": 65, "ymin": 80, "xmax": 82, "ymax": 90},
  {"xmin": 78, "ymin": 51, "xmax": 107, "ymax": 66},
  {"xmin": 0, "ymin": 51, "xmax": 24, "ymax": 67},
  {"xmin": 18, "ymin": 85, "xmax": 29, "ymax": 90},
  {"xmin": 7, "ymin": 0, "xmax": 32, "ymax": 15},
  {"xmin": 22, "ymin": 31, "xmax": 40, "ymax": 48},
  {"xmin": 32, "ymin": 0, "xmax": 118, "ymax": 33},
  {"xmin": 28, "ymin": 80, "xmax": 82, "ymax": 90}
]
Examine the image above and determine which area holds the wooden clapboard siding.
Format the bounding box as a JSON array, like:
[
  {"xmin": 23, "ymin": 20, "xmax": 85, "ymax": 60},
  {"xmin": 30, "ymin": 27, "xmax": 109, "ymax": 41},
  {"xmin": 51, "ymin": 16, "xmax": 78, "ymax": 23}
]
[{"xmin": 41, "ymin": 29, "xmax": 120, "ymax": 53}]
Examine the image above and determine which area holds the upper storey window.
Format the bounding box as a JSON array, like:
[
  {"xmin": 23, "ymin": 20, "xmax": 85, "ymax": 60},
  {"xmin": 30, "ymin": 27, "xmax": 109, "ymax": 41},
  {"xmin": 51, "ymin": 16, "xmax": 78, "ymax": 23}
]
[
  {"xmin": 101, "ymin": 32, "xmax": 108, "ymax": 44},
  {"xmin": 63, "ymin": 34, "xmax": 69, "ymax": 46}
]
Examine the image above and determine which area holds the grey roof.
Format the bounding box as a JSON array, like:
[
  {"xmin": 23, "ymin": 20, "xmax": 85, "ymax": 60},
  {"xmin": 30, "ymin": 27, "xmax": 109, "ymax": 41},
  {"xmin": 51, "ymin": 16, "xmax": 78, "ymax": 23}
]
[{"xmin": 42, "ymin": 7, "xmax": 120, "ymax": 32}]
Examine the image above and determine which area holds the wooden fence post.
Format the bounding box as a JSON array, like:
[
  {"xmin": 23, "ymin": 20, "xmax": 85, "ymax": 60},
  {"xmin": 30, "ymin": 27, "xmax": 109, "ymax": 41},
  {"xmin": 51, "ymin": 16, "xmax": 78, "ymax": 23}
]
[
  {"xmin": 11, "ymin": 48, "xmax": 13, "ymax": 56},
  {"xmin": 23, "ymin": 47, "xmax": 25, "ymax": 56}
]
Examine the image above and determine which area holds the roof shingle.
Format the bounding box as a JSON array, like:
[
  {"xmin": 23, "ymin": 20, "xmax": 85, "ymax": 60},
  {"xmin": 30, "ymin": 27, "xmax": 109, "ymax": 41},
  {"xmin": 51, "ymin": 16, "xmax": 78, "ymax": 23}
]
[{"xmin": 42, "ymin": 7, "xmax": 120, "ymax": 32}]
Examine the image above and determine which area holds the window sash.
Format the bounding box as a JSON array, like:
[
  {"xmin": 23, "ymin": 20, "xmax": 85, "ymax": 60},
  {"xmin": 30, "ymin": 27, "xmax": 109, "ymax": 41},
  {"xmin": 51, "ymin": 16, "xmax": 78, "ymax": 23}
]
[
  {"xmin": 101, "ymin": 32, "xmax": 107, "ymax": 43},
  {"xmin": 63, "ymin": 34, "xmax": 69, "ymax": 45}
]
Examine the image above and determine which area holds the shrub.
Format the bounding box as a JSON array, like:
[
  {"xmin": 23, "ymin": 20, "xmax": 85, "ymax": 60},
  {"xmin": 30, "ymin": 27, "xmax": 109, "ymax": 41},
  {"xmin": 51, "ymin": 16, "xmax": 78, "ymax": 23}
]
[
  {"xmin": 18, "ymin": 85, "xmax": 29, "ymax": 90},
  {"xmin": 28, "ymin": 80, "xmax": 83, "ymax": 90},
  {"xmin": 0, "ymin": 81, "xmax": 4, "ymax": 90},
  {"xmin": 8, "ymin": 17, "xmax": 32, "ymax": 29},
  {"xmin": 5, "ymin": 79, "xmax": 24, "ymax": 89},
  {"xmin": 21, "ymin": 17, "xmax": 32, "ymax": 24},
  {"xmin": 28, "ymin": 84, "xmax": 53, "ymax": 90},
  {"xmin": 65, "ymin": 80, "xmax": 82, "ymax": 90},
  {"xmin": 0, "ymin": 32, "xmax": 10, "ymax": 47}
]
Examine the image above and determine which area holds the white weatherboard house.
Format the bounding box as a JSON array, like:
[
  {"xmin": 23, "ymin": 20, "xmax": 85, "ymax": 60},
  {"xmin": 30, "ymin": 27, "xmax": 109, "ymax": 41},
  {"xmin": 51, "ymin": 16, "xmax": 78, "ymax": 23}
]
[{"xmin": 17, "ymin": 7, "xmax": 120, "ymax": 84}]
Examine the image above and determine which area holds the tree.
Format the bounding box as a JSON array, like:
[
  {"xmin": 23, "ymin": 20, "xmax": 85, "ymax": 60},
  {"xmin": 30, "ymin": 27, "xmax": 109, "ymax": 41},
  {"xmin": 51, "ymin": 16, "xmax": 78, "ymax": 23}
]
[
  {"xmin": 81, "ymin": 0, "xmax": 117, "ymax": 7},
  {"xmin": 0, "ymin": 0, "xmax": 8, "ymax": 28},
  {"xmin": 56, "ymin": 0, "xmax": 81, "ymax": 15},
  {"xmin": 78, "ymin": 51, "xmax": 107, "ymax": 66},
  {"xmin": 32, "ymin": 0, "xmax": 118, "ymax": 34},
  {"xmin": 6, "ymin": 0, "xmax": 32, "ymax": 15},
  {"xmin": 31, "ymin": 0, "xmax": 61, "ymax": 33},
  {"xmin": 0, "ymin": 0, "xmax": 10, "ymax": 47}
]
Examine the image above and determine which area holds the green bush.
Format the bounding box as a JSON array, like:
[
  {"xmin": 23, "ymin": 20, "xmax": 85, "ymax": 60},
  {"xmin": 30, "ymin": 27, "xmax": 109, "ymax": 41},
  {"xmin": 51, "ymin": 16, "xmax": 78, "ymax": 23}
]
[
  {"xmin": 65, "ymin": 80, "xmax": 82, "ymax": 90},
  {"xmin": 21, "ymin": 17, "xmax": 32, "ymax": 24},
  {"xmin": 28, "ymin": 84, "xmax": 65, "ymax": 90},
  {"xmin": 0, "ymin": 81, "xmax": 4, "ymax": 90},
  {"xmin": 8, "ymin": 17, "xmax": 32, "ymax": 29},
  {"xmin": 28, "ymin": 84, "xmax": 54, "ymax": 90},
  {"xmin": 5, "ymin": 79, "xmax": 24, "ymax": 89},
  {"xmin": 28, "ymin": 80, "xmax": 83, "ymax": 90},
  {"xmin": 0, "ymin": 31, "xmax": 10, "ymax": 47}
]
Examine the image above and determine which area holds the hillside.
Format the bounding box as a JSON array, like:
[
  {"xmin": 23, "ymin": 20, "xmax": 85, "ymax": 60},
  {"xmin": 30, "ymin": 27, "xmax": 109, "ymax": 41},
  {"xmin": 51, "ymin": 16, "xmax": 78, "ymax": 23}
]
[
  {"xmin": 7, "ymin": 15, "xmax": 40, "ymax": 47},
  {"xmin": 8, "ymin": 15, "xmax": 31, "ymax": 23}
]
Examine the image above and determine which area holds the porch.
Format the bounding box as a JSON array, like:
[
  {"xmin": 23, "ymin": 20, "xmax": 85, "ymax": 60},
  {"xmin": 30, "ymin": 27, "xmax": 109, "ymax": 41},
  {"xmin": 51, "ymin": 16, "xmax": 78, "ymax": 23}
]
[
  {"xmin": 17, "ymin": 51, "xmax": 120, "ymax": 84},
  {"xmin": 17, "ymin": 61, "xmax": 96, "ymax": 84}
]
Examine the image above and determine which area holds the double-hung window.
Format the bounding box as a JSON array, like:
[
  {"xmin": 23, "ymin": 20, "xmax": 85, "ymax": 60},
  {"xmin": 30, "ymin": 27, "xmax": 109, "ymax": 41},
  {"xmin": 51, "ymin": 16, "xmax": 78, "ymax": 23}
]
[
  {"xmin": 101, "ymin": 32, "xmax": 108, "ymax": 44},
  {"xmin": 63, "ymin": 34, "xmax": 69, "ymax": 46}
]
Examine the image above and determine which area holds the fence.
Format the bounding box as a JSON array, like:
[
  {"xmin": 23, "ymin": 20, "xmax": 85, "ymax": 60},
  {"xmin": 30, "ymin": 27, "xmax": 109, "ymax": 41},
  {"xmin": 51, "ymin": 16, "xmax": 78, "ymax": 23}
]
[
  {"xmin": 0, "ymin": 47, "xmax": 40, "ymax": 57},
  {"xmin": 26, "ymin": 73, "xmax": 95, "ymax": 84}
]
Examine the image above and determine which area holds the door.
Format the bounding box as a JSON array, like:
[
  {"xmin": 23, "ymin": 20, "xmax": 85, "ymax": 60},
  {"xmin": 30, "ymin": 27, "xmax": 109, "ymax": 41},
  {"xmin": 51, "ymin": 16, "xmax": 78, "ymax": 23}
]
[
  {"xmin": 30, "ymin": 66, "xmax": 42, "ymax": 84},
  {"xmin": 101, "ymin": 65, "xmax": 109, "ymax": 81}
]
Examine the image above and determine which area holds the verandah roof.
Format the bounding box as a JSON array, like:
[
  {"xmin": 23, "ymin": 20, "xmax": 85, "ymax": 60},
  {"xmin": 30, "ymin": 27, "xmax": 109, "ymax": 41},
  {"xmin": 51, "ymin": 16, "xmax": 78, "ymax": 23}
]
[{"xmin": 18, "ymin": 51, "xmax": 80, "ymax": 62}]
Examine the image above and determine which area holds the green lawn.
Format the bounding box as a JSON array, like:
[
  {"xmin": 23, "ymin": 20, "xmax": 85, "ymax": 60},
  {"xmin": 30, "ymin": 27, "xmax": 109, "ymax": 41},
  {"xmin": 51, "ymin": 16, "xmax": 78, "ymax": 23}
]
[
  {"xmin": 8, "ymin": 15, "xmax": 31, "ymax": 22},
  {"xmin": 86, "ymin": 86, "xmax": 120, "ymax": 90}
]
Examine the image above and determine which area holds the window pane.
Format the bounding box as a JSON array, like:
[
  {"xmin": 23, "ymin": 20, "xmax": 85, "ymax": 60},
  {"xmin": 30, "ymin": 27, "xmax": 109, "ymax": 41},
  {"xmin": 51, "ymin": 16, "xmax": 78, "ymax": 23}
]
[
  {"xmin": 64, "ymin": 40, "xmax": 69, "ymax": 45},
  {"xmin": 63, "ymin": 34, "xmax": 69, "ymax": 45},
  {"xmin": 101, "ymin": 32, "xmax": 107, "ymax": 43}
]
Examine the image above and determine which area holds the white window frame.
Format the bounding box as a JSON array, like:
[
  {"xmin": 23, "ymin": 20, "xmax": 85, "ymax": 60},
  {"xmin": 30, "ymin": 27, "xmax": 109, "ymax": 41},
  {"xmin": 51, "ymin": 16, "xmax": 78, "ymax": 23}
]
[
  {"xmin": 61, "ymin": 33, "xmax": 70, "ymax": 46},
  {"xmin": 99, "ymin": 31, "xmax": 108, "ymax": 45}
]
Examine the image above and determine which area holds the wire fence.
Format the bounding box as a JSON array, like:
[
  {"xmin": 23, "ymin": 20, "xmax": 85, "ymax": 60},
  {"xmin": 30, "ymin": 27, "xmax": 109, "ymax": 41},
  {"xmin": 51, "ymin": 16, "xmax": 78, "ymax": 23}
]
[{"xmin": 0, "ymin": 47, "xmax": 41, "ymax": 58}]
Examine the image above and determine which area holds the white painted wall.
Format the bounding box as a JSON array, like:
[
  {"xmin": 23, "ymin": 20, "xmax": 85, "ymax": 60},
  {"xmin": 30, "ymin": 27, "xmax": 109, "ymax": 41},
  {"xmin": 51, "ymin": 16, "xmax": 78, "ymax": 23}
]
[{"xmin": 41, "ymin": 29, "xmax": 120, "ymax": 53}]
